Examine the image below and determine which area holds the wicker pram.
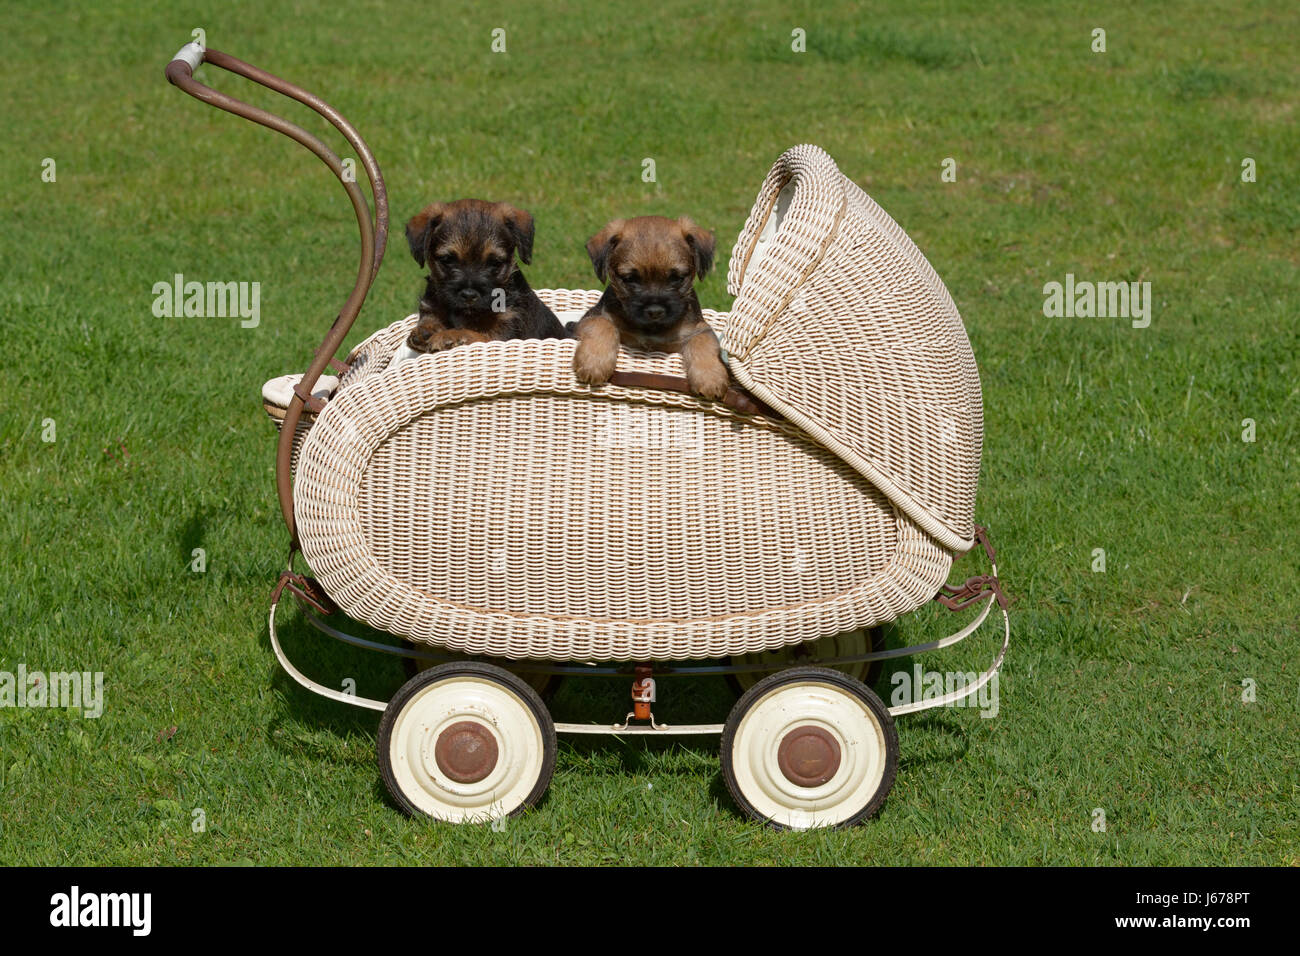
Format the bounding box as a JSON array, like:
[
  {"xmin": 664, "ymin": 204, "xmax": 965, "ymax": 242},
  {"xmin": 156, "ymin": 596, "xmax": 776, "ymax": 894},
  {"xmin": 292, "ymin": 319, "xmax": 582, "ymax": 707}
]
[{"xmin": 168, "ymin": 41, "xmax": 1008, "ymax": 830}]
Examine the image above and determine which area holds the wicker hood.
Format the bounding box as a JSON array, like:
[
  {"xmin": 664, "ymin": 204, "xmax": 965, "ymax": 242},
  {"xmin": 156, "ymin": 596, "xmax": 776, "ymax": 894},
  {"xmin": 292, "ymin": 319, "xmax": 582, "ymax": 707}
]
[{"xmin": 723, "ymin": 145, "xmax": 984, "ymax": 552}]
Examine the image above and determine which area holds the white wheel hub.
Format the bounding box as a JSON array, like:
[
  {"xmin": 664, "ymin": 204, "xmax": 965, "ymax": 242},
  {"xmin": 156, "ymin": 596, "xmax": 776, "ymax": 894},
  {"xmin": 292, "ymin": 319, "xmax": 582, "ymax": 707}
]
[
  {"xmin": 386, "ymin": 675, "xmax": 545, "ymax": 822},
  {"xmin": 730, "ymin": 679, "xmax": 889, "ymax": 829}
]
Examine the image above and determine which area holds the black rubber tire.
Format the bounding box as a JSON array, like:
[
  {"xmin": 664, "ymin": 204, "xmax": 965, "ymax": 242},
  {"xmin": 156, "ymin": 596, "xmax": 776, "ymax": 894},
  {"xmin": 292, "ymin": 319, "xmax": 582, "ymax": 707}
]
[
  {"xmin": 720, "ymin": 665, "xmax": 899, "ymax": 829},
  {"xmin": 377, "ymin": 661, "xmax": 557, "ymax": 821},
  {"xmin": 724, "ymin": 627, "xmax": 886, "ymax": 697}
]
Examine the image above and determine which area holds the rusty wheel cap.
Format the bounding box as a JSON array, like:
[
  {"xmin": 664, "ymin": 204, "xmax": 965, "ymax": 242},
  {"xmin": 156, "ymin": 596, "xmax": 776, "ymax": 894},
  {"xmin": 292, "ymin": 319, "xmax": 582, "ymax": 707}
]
[
  {"xmin": 434, "ymin": 721, "xmax": 499, "ymax": 784},
  {"xmin": 777, "ymin": 725, "xmax": 842, "ymax": 788}
]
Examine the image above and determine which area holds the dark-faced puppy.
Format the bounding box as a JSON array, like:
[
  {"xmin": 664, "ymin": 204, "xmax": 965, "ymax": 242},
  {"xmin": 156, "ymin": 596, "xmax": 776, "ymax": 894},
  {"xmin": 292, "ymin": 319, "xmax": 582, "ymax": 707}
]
[
  {"xmin": 405, "ymin": 199, "xmax": 565, "ymax": 352},
  {"xmin": 572, "ymin": 216, "xmax": 729, "ymax": 400}
]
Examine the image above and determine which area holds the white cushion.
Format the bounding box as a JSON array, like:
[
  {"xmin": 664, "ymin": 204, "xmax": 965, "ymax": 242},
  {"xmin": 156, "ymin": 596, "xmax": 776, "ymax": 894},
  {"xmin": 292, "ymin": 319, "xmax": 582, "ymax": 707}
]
[{"xmin": 262, "ymin": 373, "xmax": 339, "ymax": 408}]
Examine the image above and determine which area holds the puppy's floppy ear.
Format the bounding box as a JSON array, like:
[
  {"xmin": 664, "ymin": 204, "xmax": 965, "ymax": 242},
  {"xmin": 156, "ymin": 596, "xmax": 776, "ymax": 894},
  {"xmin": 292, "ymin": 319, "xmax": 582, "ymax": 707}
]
[
  {"xmin": 405, "ymin": 203, "xmax": 446, "ymax": 266},
  {"xmin": 495, "ymin": 203, "xmax": 536, "ymax": 265},
  {"xmin": 586, "ymin": 219, "xmax": 625, "ymax": 284},
  {"xmin": 677, "ymin": 217, "xmax": 716, "ymax": 279}
]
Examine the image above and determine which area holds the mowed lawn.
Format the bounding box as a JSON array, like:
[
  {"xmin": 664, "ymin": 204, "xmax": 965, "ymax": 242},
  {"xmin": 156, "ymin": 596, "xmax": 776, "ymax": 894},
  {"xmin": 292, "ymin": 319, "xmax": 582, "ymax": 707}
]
[{"xmin": 1, "ymin": 0, "xmax": 1296, "ymax": 865}]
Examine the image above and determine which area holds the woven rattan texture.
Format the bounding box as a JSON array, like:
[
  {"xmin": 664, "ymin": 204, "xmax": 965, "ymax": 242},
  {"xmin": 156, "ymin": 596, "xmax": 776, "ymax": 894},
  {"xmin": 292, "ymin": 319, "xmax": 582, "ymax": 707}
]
[
  {"xmin": 293, "ymin": 306, "xmax": 955, "ymax": 660},
  {"xmin": 724, "ymin": 145, "xmax": 983, "ymax": 551}
]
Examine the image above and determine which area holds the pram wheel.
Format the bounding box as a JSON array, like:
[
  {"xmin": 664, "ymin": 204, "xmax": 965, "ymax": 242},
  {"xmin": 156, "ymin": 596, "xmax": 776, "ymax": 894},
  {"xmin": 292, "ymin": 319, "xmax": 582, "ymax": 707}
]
[
  {"xmin": 725, "ymin": 627, "xmax": 886, "ymax": 696},
  {"xmin": 720, "ymin": 666, "xmax": 898, "ymax": 829},
  {"xmin": 378, "ymin": 661, "xmax": 556, "ymax": 823}
]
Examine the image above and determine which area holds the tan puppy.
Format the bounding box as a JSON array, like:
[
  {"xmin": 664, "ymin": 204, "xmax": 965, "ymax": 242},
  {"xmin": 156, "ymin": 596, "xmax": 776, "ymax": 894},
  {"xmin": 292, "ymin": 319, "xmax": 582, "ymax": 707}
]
[{"xmin": 572, "ymin": 216, "xmax": 729, "ymax": 400}]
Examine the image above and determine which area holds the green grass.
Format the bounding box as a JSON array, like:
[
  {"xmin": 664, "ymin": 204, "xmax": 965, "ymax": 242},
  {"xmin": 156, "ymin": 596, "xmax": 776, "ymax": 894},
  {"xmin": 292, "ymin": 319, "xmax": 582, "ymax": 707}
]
[{"xmin": 1, "ymin": 0, "xmax": 1297, "ymax": 865}]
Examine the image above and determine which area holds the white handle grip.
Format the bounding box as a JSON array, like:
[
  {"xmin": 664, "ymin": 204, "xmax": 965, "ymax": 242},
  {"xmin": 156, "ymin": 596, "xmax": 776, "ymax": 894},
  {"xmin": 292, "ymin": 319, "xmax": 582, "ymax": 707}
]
[{"xmin": 170, "ymin": 40, "xmax": 205, "ymax": 72}]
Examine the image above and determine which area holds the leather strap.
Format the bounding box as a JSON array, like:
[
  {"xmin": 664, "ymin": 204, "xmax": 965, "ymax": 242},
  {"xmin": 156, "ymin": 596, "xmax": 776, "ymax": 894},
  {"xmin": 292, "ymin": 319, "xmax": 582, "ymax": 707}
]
[
  {"xmin": 291, "ymin": 382, "xmax": 326, "ymax": 415},
  {"xmin": 272, "ymin": 570, "xmax": 338, "ymax": 616},
  {"xmin": 936, "ymin": 575, "xmax": 1006, "ymax": 612},
  {"xmin": 937, "ymin": 524, "xmax": 1008, "ymax": 611}
]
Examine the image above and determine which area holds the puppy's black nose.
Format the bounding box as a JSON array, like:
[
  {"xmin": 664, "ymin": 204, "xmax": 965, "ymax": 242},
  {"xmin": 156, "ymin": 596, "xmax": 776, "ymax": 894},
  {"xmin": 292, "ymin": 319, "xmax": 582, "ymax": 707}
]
[
  {"xmin": 458, "ymin": 288, "xmax": 481, "ymax": 304},
  {"xmin": 644, "ymin": 304, "xmax": 667, "ymax": 321}
]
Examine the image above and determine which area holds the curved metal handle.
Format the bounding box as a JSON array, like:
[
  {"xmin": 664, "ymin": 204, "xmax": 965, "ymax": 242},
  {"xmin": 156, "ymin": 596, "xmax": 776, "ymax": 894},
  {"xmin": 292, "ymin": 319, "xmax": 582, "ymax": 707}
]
[{"xmin": 165, "ymin": 39, "xmax": 390, "ymax": 542}]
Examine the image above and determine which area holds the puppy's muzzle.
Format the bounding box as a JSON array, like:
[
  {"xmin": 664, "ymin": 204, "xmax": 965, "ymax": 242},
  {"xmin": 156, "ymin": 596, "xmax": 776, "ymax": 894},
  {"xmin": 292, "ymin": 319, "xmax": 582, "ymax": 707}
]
[{"xmin": 628, "ymin": 297, "xmax": 683, "ymax": 331}]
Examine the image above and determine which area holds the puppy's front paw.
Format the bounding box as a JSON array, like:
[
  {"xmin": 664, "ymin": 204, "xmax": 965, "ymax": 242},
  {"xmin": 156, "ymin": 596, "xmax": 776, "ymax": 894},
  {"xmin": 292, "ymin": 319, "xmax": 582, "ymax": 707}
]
[
  {"xmin": 422, "ymin": 328, "xmax": 489, "ymax": 353},
  {"xmin": 574, "ymin": 340, "xmax": 617, "ymax": 385},
  {"xmin": 406, "ymin": 322, "xmax": 438, "ymax": 353},
  {"xmin": 686, "ymin": 359, "xmax": 730, "ymax": 402}
]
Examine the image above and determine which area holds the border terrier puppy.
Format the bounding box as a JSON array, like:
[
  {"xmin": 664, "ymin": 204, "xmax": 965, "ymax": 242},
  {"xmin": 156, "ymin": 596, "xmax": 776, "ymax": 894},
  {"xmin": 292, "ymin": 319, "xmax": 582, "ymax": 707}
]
[
  {"xmin": 572, "ymin": 216, "xmax": 729, "ymax": 400},
  {"xmin": 405, "ymin": 199, "xmax": 566, "ymax": 352}
]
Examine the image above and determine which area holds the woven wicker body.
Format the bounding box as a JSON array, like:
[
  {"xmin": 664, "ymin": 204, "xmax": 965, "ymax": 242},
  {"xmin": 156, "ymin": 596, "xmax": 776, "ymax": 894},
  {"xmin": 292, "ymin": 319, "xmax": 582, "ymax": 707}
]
[{"xmin": 290, "ymin": 146, "xmax": 983, "ymax": 662}]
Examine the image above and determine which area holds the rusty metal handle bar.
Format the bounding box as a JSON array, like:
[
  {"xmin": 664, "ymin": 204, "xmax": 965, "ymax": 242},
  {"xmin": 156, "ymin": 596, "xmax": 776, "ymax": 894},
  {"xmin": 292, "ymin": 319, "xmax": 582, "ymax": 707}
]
[{"xmin": 165, "ymin": 39, "xmax": 389, "ymax": 543}]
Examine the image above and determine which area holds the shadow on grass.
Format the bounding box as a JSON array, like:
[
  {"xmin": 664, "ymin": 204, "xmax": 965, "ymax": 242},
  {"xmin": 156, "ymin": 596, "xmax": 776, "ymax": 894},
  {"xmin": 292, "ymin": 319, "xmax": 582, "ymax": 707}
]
[
  {"xmin": 261, "ymin": 606, "xmax": 398, "ymax": 748},
  {"xmin": 176, "ymin": 507, "xmax": 208, "ymax": 564},
  {"xmin": 550, "ymin": 672, "xmax": 728, "ymax": 774},
  {"xmin": 896, "ymin": 712, "xmax": 969, "ymax": 771}
]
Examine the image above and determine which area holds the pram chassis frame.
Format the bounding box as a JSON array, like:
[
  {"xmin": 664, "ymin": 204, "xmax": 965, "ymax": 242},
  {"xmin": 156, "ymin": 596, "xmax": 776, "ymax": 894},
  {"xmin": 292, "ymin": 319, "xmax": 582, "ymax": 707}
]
[{"xmin": 267, "ymin": 550, "xmax": 1009, "ymax": 730}]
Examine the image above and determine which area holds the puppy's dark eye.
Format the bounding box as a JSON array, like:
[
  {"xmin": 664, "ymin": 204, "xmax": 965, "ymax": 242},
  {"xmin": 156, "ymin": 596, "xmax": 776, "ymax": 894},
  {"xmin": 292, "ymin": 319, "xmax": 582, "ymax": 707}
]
[
  {"xmin": 487, "ymin": 255, "xmax": 506, "ymax": 268},
  {"xmin": 437, "ymin": 253, "xmax": 458, "ymax": 266},
  {"xmin": 618, "ymin": 271, "xmax": 639, "ymax": 284},
  {"xmin": 667, "ymin": 269, "xmax": 686, "ymax": 283}
]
